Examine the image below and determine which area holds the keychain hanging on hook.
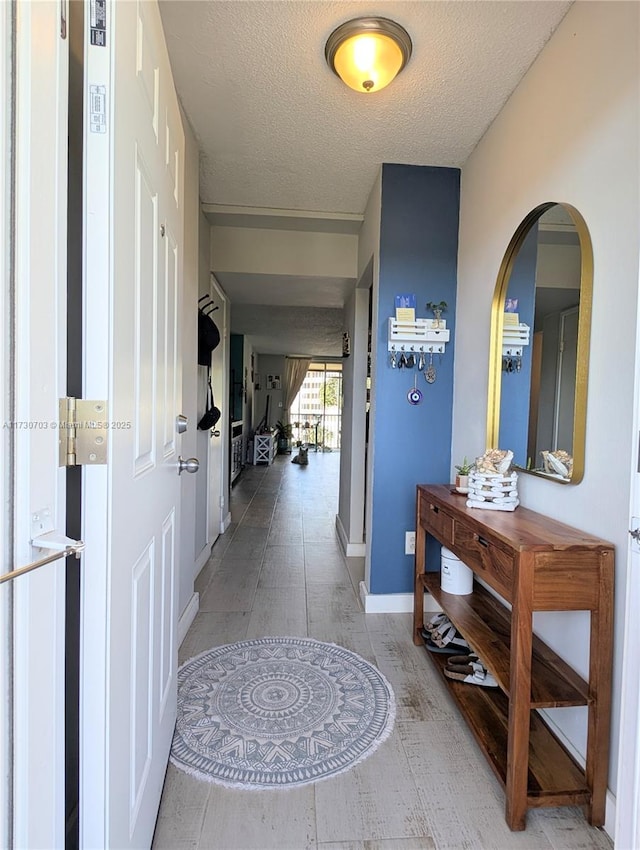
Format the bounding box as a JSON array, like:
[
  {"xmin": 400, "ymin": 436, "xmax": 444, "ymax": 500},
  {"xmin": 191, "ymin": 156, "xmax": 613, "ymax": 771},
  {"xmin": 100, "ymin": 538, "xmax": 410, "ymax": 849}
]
[
  {"xmin": 407, "ymin": 373, "xmax": 423, "ymax": 405},
  {"xmin": 424, "ymin": 350, "xmax": 436, "ymax": 384}
]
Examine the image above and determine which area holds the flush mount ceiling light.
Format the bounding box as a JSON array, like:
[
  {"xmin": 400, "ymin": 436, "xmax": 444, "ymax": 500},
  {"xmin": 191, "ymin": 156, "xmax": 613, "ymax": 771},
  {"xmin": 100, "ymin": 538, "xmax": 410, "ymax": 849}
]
[{"xmin": 325, "ymin": 17, "xmax": 412, "ymax": 94}]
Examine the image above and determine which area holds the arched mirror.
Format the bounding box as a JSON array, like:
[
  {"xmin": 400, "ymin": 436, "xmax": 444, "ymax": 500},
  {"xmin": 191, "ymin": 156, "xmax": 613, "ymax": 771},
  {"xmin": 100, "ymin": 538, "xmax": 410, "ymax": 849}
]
[{"xmin": 487, "ymin": 203, "xmax": 593, "ymax": 484}]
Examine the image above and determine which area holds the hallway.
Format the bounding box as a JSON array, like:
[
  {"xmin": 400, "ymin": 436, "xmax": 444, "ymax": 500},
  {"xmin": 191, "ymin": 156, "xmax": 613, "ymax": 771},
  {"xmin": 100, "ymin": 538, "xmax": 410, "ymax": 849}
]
[{"xmin": 152, "ymin": 453, "xmax": 613, "ymax": 850}]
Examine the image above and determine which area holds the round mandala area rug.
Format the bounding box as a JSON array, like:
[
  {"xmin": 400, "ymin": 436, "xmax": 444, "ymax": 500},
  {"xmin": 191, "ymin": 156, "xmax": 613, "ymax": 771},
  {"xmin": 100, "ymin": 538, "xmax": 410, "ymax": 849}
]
[{"xmin": 170, "ymin": 636, "xmax": 396, "ymax": 789}]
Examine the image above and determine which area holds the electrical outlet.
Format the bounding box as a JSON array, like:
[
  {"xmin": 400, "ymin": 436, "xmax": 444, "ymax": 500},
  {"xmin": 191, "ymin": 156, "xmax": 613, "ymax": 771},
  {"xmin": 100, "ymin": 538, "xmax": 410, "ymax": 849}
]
[{"xmin": 405, "ymin": 531, "xmax": 416, "ymax": 555}]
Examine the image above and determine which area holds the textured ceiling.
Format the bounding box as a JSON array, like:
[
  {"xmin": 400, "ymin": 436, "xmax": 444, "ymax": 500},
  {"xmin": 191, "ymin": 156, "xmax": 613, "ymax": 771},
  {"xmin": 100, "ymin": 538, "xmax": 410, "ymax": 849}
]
[
  {"xmin": 159, "ymin": 0, "xmax": 572, "ymax": 355},
  {"xmin": 215, "ymin": 272, "xmax": 355, "ymax": 309},
  {"xmin": 228, "ymin": 304, "xmax": 344, "ymax": 357}
]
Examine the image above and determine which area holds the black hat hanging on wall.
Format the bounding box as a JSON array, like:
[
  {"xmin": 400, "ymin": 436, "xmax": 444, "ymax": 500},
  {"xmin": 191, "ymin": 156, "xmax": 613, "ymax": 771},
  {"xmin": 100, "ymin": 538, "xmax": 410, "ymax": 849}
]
[{"xmin": 198, "ymin": 295, "xmax": 220, "ymax": 366}]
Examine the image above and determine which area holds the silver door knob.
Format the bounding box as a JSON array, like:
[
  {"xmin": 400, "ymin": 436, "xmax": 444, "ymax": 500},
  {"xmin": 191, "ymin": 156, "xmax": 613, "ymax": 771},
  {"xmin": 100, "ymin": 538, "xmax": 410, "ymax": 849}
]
[
  {"xmin": 176, "ymin": 414, "xmax": 188, "ymax": 434},
  {"xmin": 211, "ymin": 430, "xmax": 220, "ymax": 437},
  {"xmin": 177, "ymin": 456, "xmax": 199, "ymax": 475}
]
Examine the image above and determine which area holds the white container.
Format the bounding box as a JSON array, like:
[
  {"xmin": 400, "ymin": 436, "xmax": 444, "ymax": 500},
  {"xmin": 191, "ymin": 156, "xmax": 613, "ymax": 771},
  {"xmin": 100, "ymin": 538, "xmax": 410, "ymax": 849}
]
[{"xmin": 440, "ymin": 546, "xmax": 473, "ymax": 595}]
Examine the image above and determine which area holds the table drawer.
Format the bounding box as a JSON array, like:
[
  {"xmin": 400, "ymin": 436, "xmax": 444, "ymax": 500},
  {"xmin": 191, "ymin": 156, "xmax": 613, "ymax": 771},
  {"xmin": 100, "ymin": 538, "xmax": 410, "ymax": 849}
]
[
  {"xmin": 454, "ymin": 520, "xmax": 514, "ymax": 600},
  {"xmin": 419, "ymin": 498, "xmax": 454, "ymax": 546}
]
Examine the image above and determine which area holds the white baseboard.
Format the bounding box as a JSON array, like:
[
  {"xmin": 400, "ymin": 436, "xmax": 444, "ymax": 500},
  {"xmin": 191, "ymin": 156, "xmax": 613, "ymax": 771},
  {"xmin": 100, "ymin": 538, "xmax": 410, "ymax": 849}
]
[
  {"xmin": 604, "ymin": 790, "xmax": 615, "ymax": 844},
  {"xmin": 359, "ymin": 581, "xmax": 442, "ymax": 614},
  {"xmin": 178, "ymin": 592, "xmax": 199, "ymax": 646},
  {"xmin": 221, "ymin": 511, "xmax": 231, "ymax": 532},
  {"xmin": 335, "ymin": 514, "xmax": 366, "ymax": 557},
  {"xmin": 195, "ymin": 543, "xmax": 212, "ymax": 575}
]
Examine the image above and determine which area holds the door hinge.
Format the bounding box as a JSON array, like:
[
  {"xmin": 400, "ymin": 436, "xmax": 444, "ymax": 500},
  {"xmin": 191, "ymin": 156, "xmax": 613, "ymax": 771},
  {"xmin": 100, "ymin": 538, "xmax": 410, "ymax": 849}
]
[{"xmin": 58, "ymin": 398, "xmax": 108, "ymax": 466}]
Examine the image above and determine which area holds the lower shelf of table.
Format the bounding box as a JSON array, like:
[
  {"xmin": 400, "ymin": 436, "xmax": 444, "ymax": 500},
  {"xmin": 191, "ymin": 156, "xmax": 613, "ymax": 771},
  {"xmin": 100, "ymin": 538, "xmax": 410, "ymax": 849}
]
[
  {"xmin": 419, "ymin": 573, "xmax": 589, "ymax": 708},
  {"xmin": 422, "ymin": 641, "xmax": 590, "ymax": 808}
]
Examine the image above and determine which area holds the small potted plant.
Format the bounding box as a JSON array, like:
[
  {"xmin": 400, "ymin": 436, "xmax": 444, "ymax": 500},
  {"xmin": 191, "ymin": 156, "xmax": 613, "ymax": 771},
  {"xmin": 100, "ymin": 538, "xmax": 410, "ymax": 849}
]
[
  {"xmin": 426, "ymin": 300, "xmax": 447, "ymax": 328},
  {"xmin": 454, "ymin": 456, "xmax": 473, "ymax": 493},
  {"xmin": 274, "ymin": 420, "xmax": 293, "ymax": 455}
]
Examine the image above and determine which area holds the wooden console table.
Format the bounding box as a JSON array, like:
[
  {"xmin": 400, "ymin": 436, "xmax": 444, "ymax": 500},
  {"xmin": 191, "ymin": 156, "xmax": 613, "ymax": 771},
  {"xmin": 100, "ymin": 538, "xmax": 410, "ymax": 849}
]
[{"xmin": 413, "ymin": 484, "xmax": 614, "ymax": 831}]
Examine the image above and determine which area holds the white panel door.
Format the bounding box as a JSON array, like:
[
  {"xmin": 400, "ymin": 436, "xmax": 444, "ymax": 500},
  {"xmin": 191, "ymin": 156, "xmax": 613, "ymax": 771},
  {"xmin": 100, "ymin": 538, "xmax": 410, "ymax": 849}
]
[
  {"xmin": 81, "ymin": 2, "xmax": 184, "ymax": 847},
  {"xmin": 8, "ymin": 3, "xmax": 69, "ymax": 848}
]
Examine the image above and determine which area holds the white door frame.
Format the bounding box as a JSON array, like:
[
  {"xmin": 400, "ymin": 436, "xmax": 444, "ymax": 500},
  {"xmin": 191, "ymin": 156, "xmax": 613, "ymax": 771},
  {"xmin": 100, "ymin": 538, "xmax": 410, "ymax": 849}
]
[
  {"xmin": 615, "ymin": 262, "xmax": 640, "ymax": 847},
  {"xmin": 0, "ymin": 4, "xmax": 11, "ymax": 845},
  {"xmin": 8, "ymin": 2, "xmax": 69, "ymax": 848},
  {"xmin": 79, "ymin": 0, "xmax": 111, "ymax": 839}
]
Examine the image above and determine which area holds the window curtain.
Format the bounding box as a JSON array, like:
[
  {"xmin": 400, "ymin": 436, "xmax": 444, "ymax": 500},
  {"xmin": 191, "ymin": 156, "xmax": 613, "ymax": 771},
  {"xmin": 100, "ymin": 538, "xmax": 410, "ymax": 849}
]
[{"xmin": 282, "ymin": 357, "xmax": 311, "ymax": 423}]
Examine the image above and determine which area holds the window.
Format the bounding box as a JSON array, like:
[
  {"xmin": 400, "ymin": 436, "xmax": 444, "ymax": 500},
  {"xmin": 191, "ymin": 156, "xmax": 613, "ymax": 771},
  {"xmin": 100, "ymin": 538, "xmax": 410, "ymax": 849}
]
[{"xmin": 290, "ymin": 362, "xmax": 343, "ymax": 450}]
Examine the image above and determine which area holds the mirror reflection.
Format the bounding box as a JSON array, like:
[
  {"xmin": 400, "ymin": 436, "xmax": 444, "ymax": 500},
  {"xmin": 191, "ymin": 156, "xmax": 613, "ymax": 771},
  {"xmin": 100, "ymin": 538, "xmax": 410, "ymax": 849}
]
[{"xmin": 488, "ymin": 203, "xmax": 593, "ymax": 484}]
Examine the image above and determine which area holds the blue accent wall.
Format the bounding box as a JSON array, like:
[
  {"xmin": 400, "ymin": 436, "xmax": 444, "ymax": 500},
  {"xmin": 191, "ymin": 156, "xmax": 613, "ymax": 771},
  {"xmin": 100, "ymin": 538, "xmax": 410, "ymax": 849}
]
[
  {"xmin": 370, "ymin": 164, "xmax": 460, "ymax": 594},
  {"xmin": 498, "ymin": 225, "xmax": 538, "ymax": 466}
]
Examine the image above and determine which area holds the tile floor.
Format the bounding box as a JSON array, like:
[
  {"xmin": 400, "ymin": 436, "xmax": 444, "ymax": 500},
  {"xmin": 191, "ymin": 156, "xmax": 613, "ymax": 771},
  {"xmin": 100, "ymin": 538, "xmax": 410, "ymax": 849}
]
[{"xmin": 152, "ymin": 452, "xmax": 613, "ymax": 850}]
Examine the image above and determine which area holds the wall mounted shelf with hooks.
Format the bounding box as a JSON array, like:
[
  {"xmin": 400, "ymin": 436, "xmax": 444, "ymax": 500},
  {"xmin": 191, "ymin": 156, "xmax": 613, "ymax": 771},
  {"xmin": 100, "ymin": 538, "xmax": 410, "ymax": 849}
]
[
  {"xmin": 387, "ymin": 318, "xmax": 450, "ymax": 355},
  {"xmin": 502, "ymin": 323, "xmax": 530, "ymax": 358}
]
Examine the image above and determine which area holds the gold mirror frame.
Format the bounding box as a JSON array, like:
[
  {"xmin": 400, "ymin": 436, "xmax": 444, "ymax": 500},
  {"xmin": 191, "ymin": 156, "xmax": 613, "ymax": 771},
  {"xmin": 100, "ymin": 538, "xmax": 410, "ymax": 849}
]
[{"xmin": 486, "ymin": 202, "xmax": 593, "ymax": 484}]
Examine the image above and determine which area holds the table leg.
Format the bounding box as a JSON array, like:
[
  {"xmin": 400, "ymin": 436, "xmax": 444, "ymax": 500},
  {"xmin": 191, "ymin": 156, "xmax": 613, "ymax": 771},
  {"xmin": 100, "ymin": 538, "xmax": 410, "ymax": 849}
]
[
  {"xmin": 413, "ymin": 521, "xmax": 426, "ymax": 646},
  {"xmin": 585, "ymin": 550, "xmax": 614, "ymax": 825},
  {"xmin": 505, "ymin": 555, "xmax": 534, "ymax": 831}
]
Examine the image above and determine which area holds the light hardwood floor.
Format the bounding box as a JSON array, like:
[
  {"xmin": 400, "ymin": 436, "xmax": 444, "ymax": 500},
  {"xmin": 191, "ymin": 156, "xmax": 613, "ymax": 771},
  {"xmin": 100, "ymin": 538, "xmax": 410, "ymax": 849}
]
[{"xmin": 152, "ymin": 452, "xmax": 613, "ymax": 850}]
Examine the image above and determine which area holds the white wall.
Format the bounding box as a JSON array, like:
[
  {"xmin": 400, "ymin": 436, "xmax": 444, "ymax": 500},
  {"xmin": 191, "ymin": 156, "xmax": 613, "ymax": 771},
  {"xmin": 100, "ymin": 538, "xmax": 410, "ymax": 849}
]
[
  {"xmin": 211, "ymin": 226, "xmax": 357, "ymax": 279},
  {"xmin": 338, "ymin": 279, "xmax": 369, "ymax": 551},
  {"xmin": 356, "ymin": 170, "xmax": 382, "ymax": 589},
  {"xmin": 536, "ymin": 243, "xmax": 581, "ymax": 290},
  {"xmin": 177, "ymin": 110, "xmax": 199, "ymax": 616},
  {"xmin": 454, "ymin": 0, "xmax": 639, "ymax": 803},
  {"xmin": 254, "ymin": 355, "xmax": 286, "ymax": 429}
]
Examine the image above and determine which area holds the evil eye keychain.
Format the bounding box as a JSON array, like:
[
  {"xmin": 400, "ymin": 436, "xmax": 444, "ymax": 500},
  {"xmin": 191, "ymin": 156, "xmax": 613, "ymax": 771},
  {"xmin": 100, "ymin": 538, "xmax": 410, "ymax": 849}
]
[{"xmin": 407, "ymin": 374, "xmax": 423, "ymax": 405}]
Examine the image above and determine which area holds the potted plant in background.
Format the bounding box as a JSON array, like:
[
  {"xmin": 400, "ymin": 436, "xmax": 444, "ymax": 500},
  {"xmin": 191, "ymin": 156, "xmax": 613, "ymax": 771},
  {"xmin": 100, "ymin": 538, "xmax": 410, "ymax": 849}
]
[
  {"xmin": 454, "ymin": 456, "xmax": 473, "ymax": 493},
  {"xmin": 274, "ymin": 420, "xmax": 293, "ymax": 455},
  {"xmin": 426, "ymin": 300, "xmax": 448, "ymax": 328}
]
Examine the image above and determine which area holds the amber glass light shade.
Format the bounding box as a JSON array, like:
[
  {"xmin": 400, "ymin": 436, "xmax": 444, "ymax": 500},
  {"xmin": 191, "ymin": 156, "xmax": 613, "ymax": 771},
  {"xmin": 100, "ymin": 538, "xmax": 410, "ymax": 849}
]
[{"xmin": 326, "ymin": 18, "xmax": 412, "ymax": 94}]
